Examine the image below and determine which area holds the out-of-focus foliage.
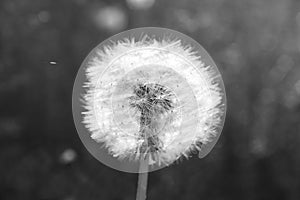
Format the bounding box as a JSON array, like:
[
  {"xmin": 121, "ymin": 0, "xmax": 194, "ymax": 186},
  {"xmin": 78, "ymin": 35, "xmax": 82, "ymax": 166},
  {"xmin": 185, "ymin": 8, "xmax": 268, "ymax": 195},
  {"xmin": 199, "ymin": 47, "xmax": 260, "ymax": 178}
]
[{"xmin": 1, "ymin": 0, "xmax": 300, "ymax": 199}]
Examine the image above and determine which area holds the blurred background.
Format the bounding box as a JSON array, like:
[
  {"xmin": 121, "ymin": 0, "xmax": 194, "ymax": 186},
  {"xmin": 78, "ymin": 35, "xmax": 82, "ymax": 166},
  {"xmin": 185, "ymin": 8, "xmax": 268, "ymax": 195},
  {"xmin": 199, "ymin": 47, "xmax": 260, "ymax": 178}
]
[{"xmin": 1, "ymin": 0, "xmax": 300, "ymax": 199}]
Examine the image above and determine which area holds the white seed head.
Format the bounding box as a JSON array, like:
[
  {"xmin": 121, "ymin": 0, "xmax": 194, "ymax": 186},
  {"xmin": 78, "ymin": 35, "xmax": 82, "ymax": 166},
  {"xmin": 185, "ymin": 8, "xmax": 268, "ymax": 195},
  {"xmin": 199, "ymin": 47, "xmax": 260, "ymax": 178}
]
[{"xmin": 82, "ymin": 34, "xmax": 226, "ymax": 166}]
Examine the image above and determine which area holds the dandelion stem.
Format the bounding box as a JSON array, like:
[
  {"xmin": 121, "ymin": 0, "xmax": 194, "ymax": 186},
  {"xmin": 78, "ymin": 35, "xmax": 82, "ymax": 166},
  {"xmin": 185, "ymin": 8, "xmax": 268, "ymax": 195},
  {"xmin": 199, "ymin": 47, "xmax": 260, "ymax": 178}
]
[
  {"xmin": 133, "ymin": 83, "xmax": 174, "ymax": 200},
  {"xmin": 136, "ymin": 155, "xmax": 149, "ymax": 200}
]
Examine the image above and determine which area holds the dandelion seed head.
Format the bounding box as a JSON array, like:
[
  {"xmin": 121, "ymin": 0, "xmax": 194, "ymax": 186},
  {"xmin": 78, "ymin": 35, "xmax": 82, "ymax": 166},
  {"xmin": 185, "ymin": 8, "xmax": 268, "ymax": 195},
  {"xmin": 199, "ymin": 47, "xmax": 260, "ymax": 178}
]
[{"xmin": 73, "ymin": 28, "xmax": 226, "ymax": 172}]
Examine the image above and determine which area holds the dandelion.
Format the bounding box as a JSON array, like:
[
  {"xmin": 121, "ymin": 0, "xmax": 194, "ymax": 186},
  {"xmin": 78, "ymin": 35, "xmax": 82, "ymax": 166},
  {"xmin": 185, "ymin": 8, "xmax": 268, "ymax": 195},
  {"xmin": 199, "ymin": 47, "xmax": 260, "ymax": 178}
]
[{"xmin": 72, "ymin": 27, "xmax": 226, "ymax": 200}]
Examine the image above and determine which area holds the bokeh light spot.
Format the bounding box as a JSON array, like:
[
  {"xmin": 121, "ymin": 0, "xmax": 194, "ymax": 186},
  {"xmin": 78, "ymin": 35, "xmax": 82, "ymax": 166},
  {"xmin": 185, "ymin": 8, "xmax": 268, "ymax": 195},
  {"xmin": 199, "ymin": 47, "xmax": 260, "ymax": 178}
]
[
  {"xmin": 126, "ymin": 0, "xmax": 155, "ymax": 10},
  {"xmin": 60, "ymin": 149, "xmax": 77, "ymax": 164},
  {"xmin": 93, "ymin": 6, "xmax": 128, "ymax": 32},
  {"xmin": 38, "ymin": 11, "xmax": 50, "ymax": 23}
]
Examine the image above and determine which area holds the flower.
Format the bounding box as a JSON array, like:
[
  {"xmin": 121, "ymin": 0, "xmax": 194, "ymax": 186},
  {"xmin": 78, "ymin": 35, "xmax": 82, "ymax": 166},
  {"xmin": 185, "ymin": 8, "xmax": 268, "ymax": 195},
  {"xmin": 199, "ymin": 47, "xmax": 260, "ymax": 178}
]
[{"xmin": 82, "ymin": 33, "xmax": 226, "ymax": 166}]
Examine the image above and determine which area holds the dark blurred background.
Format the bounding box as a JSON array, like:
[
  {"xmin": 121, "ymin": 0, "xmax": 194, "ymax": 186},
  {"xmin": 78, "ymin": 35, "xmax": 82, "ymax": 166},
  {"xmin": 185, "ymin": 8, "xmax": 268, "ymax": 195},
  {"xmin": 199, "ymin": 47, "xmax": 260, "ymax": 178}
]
[{"xmin": 1, "ymin": 0, "xmax": 300, "ymax": 199}]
